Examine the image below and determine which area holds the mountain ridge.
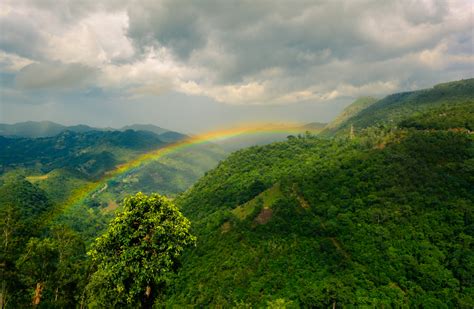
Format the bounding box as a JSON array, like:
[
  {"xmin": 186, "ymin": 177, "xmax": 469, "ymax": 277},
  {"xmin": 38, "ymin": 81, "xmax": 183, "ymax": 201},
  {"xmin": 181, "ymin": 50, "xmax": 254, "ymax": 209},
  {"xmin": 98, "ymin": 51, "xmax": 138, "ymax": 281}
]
[{"xmin": 0, "ymin": 121, "xmax": 182, "ymax": 139}]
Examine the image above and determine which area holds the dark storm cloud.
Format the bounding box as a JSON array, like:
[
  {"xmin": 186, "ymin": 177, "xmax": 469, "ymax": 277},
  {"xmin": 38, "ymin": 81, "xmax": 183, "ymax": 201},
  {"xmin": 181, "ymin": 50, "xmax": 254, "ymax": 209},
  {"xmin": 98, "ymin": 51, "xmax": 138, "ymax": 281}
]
[
  {"xmin": 0, "ymin": 0, "xmax": 472, "ymax": 130},
  {"xmin": 125, "ymin": 0, "xmax": 470, "ymax": 86},
  {"xmin": 0, "ymin": 11, "xmax": 46, "ymax": 60}
]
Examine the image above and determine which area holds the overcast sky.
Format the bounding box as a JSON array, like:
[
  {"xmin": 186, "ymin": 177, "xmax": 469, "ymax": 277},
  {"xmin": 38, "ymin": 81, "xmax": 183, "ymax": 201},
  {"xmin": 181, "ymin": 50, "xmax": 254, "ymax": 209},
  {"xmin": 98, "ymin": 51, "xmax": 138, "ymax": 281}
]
[{"xmin": 0, "ymin": 0, "xmax": 472, "ymax": 133}]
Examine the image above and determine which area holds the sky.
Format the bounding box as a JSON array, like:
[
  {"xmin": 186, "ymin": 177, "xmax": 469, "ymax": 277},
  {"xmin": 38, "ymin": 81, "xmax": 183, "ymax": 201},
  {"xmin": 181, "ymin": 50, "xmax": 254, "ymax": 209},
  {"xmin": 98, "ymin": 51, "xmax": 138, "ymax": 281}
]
[{"xmin": 0, "ymin": 0, "xmax": 472, "ymax": 133}]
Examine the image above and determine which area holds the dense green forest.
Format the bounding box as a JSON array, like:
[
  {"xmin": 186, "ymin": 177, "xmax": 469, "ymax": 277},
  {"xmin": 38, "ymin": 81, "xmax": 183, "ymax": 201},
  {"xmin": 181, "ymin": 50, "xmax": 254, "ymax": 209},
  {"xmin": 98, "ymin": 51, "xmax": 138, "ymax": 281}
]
[
  {"xmin": 167, "ymin": 78, "xmax": 474, "ymax": 307},
  {"xmin": 169, "ymin": 130, "xmax": 473, "ymax": 307},
  {"xmin": 0, "ymin": 79, "xmax": 473, "ymax": 307},
  {"xmin": 323, "ymin": 78, "xmax": 473, "ymax": 136}
]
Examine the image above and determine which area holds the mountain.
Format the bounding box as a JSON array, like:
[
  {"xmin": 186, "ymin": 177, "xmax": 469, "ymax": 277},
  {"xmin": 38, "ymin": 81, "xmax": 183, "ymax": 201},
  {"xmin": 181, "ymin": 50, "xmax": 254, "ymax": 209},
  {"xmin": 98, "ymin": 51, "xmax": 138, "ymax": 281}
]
[
  {"xmin": 0, "ymin": 121, "xmax": 181, "ymax": 139},
  {"xmin": 161, "ymin": 79, "xmax": 474, "ymax": 307},
  {"xmin": 155, "ymin": 131, "xmax": 188, "ymax": 143},
  {"xmin": 301, "ymin": 122, "xmax": 327, "ymax": 130},
  {"xmin": 0, "ymin": 130, "xmax": 166, "ymax": 178},
  {"xmin": 0, "ymin": 127, "xmax": 226, "ymax": 212},
  {"xmin": 0, "ymin": 121, "xmax": 108, "ymax": 138},
  {"xmin": 1, "ymin": 78, "xmax": 472, "ymax": 307},
  {"xmin": 120, "ymin": 124, "xmax": 169, "ymax": 135},
  {"xmin": 0, "ymin": 121, "xmax": 67, "ymax": 138},
  {"xmin": 327, "ymin": 78, "xmax": 474, "ymax": 135},
  {"xmin": 212, "ymin": 124, "xmax": 325, "ymax": 152},
  {"xmin": 321, "ymin": 97, "xmax": 378, "ymax": 134},
  {"xmin": 90, "ymin": 142, "xmax": 226, "ymax": 204}
]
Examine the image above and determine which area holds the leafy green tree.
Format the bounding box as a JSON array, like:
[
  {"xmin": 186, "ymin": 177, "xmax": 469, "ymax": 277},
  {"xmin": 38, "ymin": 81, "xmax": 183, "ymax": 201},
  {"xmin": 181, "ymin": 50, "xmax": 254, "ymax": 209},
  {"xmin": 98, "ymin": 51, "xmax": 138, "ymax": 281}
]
[
  {"xmin": 49, "ymin": 225, "xmax": 88, "ymax": 307},
  {"xmin": 86, "ymin": 193, "xmax": 196, "ymax": 308},
  {"xmin": 16, "ymin": 238, "xmax": 59, "ymax": 306},
  {"xmin": 0, "ymin": 178, "xmax": 52, "ymax": 307}
]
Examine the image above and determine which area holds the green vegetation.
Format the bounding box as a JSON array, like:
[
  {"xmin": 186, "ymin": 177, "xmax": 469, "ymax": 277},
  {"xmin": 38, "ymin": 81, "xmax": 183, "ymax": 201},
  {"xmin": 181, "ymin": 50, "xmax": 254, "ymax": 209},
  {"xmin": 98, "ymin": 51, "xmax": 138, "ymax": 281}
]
[
  {"xmin": 0, "ymin": 79, "xmax": 473, "ymax": 307},
  {"xmin": 326, "ymin": 78, "xmax": 473, "ymax": 136},
  {"xmin": 399, "ymin": 101, "xmax": 474, "ymax": 131},
  {"xmin": 0, "ymin": 128, "xmax": 225, "ymax": 207},
  {"xmin": 0, "ymin": 121, "xmax": 90, "ymax": 138},
  {"xmin": 93, "ymin": 143, "xmax": 226, "ymax": 205},
  {"xmin": 86, "ymin": 193, "xmax": 196, "ymax": 308},
  {"xmin": 0, "ymin": 121, "xmax": 180, "ymax": 139},
  {"xmin": 322, "ymin": 96, "xmax": 378, "ymax": 133},
  {"xmin": 0, "ymin": 177, "xmax": 88, "ymax": 307},
  {"xmin": 0, "ymin": 130, "xmax": 166, "ymax": 176},
  {"xmin": 0, "ymin": 127, "xmax": 224, "ymax": 307},
  {"xmin": 162, "ymin": 79, "xmax": 474, "ymax": 306},
  {"xmin": 167, "ymin": 129, "xmax": 473, "ymax": 307}
]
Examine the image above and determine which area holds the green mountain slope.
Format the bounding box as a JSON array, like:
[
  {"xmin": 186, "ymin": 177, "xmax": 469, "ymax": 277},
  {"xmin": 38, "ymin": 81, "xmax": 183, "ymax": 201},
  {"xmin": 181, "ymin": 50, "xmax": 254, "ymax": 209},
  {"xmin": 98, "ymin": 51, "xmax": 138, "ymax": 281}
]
[
  {"xmin": 163, "ymin": 79, "xmax": 474, "ymax": 307},
  {"xmin": 322, "ymin": 97, "xmax": 378, "ymax": 133},
  {"xmin": 302, "ymin": 122, "xmax": 327, "ymax": 130},
  {"xmin": 0, "ymin": 121, "xmax": 182, "ymax": 139},
  {"xmin": 0, "ymin": 130, "xmax": 167, "ymax": 178},
  {"xmin": 0, "ymin": 121, "xmax": 103, "ymax": 138},
  {"xmin": 0, "ymin": 128, "xmax": 226, "ymax": 208},
  {"xmin": 331, "ymin": 79, "xmax": 473, "ymax": 135},
  {"xmin": 169, "ymin": 130, "xmax": 473, "ymax": 307},
  {"xmin": 120, "ymin": 124, "xmax": 169, "ymax": 135},
  {"xmin": 90, "ymin": 142, "xmax": 227, "ymax": 207}
]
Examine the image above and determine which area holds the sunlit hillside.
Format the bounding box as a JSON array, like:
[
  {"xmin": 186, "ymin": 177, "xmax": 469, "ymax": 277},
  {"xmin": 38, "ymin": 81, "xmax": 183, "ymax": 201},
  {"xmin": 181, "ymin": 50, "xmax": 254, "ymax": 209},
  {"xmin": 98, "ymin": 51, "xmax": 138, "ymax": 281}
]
[{"xmin": 1, "ymin": 1, "xmax": 473, "ymax": 307}]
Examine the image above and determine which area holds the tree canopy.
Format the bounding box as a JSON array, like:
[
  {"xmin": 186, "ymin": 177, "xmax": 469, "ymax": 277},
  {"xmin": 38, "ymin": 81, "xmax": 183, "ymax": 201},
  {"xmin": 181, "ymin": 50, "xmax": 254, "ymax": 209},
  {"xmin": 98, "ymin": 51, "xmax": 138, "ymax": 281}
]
[{"xmin": 86, "ymin": 193, "xmax": 196, "ymax": 308}]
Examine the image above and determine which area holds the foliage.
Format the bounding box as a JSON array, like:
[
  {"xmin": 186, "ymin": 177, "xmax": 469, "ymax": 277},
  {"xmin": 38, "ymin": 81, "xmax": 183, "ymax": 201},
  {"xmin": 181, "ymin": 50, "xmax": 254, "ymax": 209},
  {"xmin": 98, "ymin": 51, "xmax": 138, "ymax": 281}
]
[
  {"xmin": 0, "ymin": 79, "xmax": 473, "ymax": 307},
  {"xmin": 0, "ymin": 130, "xmax": 167, "ymax": 177},
  {"xmin": 323, "ymin": 96, "xmax": 378, "ymax": 133},
  {"xmin": 166, "ymin": 129, "xmax": 473, "ymax": 307},
  {"xmin": 330, "ymin": 78, "xmax": 474, "ymax": 135},
  {"xmin": 399, "ymin": 101, "xmax": 474, "ymax": 131},
  {"xmin": 86, "ymin": 193, "xmax": 196, "ymax": 308}
]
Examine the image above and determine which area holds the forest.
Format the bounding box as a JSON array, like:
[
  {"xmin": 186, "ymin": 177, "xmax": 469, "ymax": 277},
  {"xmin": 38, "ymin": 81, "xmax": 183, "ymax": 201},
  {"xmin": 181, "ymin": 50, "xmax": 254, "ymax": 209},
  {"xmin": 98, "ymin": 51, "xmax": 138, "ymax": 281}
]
[{"xmin": 0, "ymin": 79, "xmax": 473, "ymax": 307}]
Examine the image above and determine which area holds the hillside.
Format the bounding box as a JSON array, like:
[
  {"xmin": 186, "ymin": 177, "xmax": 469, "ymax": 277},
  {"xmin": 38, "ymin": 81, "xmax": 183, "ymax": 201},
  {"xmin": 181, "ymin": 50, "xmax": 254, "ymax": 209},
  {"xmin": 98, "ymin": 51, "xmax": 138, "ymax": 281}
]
[
  {"xmin": 322, "ymin": 97, "xmax": 378, "ymax": 134},
  {"xmin": 0, "ymin": 121, "xmax": 103, "ymax": 138},
  {"xmin": 168, "ymin": 129, "xmax": 473, "ymax": 307},
  {"xmin": 213, "ymin": 125, "xmax": 325, "ymax": 152},
  {"xmin": 1, "ymin": 79, "xmax": 472, "ymax": 307},
  {"xmin": 0, "ymin": 128, "xmax": 226, "ymax": 207},
  {"xmin": 120, "ymin": 124, "xmax": 169, "ymax": 135},
  {"xmin": 89, "ymin": 142, "xmax": 227, "ymax": 206},
  {"xmin": 0, "ymin": 130, "xmax": 167, "ymax": 178},
  {"xmin": 162, "ymin": 80, "xmax": 474, "ymax": 307},
  {"xmin": 0, "ymin": 121, "xmax": 182, "ymax": 139},
  {"xmin": 328, "ymin": 79, "xmax": 474, "ymax": 135},
  {"xmin": 302, "ymin": 122, "xmax": 327, "ymax": 130}
]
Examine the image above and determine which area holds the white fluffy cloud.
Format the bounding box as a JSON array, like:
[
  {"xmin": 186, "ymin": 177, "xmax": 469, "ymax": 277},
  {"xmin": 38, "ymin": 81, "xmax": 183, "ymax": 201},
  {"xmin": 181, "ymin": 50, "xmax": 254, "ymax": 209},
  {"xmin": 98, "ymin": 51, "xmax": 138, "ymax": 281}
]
[{"xmin": 1, "ymin": 0, "xmax": 472, "ymax": 105}]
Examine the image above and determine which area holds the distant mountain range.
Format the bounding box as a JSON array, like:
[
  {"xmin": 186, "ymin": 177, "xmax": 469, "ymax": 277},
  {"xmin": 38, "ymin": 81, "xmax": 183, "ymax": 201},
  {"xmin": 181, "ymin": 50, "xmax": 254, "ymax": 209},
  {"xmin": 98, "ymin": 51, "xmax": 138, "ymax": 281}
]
[{"xmin": 0, "ymin": 121, "xmax": 177, "ymax": 139}]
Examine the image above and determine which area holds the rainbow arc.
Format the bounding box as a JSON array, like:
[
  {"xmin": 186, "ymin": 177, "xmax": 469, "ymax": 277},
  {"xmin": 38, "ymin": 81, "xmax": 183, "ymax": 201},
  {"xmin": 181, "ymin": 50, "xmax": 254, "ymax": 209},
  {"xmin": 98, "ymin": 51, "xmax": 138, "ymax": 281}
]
[{"xmin": 51, "ymin": 123, "xmax": 314, "ymax": 221}]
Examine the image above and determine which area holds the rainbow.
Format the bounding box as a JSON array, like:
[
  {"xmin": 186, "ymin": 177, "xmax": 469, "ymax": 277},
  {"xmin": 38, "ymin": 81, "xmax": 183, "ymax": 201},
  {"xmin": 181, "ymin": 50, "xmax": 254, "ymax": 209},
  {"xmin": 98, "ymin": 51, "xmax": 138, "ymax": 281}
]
[{"xmin": 49, "ymin": 123, "xmax": 315, "ymax": 221}]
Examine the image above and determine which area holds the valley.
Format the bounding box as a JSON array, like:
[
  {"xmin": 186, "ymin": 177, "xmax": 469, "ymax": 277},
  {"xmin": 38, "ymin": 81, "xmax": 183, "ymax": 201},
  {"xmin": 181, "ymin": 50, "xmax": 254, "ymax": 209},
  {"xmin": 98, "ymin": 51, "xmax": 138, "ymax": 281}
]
[{"xmin": 1, "ymin": 78, "xmax": 473, "ymax": 307}]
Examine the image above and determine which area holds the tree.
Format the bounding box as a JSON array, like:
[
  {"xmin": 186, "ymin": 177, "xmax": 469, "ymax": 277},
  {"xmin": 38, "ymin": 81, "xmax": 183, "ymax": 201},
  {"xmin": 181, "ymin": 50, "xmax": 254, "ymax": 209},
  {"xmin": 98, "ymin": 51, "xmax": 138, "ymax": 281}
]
[
  {"xmin": 49, "ymin": 225, "xmax": 87, "ymax": 307},
  {"xmin": 86, "ymin": 193, "xmax": 196, "ymax": 308},
  {"xmin": 16, "ymin": 238, "xmax": 59, "ymax": 306}
]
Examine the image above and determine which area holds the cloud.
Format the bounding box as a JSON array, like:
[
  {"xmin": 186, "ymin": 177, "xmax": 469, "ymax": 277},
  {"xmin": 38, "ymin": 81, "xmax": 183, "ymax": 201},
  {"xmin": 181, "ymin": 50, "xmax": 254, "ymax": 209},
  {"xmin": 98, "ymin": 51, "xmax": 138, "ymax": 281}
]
[
  {"xmin": 0, "ymin": 51, "xmax": 34, "ymax": 72},
  {"xmin": 0, "ymin": 0, "xmax": 472, "ymax": 106},
  {"xmin": 16, "ymin": 62, "xmax": 97, "ymax": 89},
  {"xmin": 123, "ymin": 0, "xmax": 472, "ymax": 103}
]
